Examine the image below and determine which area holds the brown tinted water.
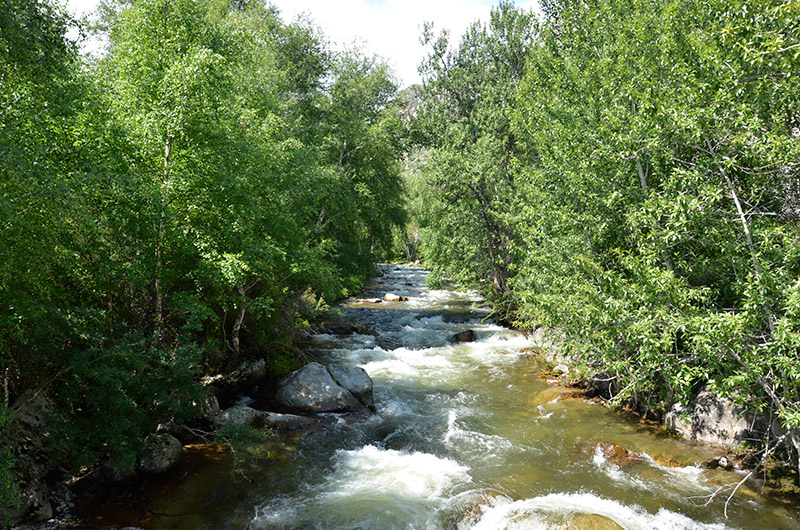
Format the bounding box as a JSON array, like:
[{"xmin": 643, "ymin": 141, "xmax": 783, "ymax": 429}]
[{"xmin": 83, "ymin": 266, "xmax": 800, "ymax": 529}]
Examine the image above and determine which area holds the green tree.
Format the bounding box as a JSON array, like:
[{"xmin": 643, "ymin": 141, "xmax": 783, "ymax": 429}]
[{"xmin": 411, "ymin": 1, "xmax": 537, "ymax": 311}]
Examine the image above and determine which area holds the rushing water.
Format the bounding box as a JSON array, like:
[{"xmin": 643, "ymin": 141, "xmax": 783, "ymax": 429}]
[{"xmin": 138, "ymin": 266, "xmax": 798, "ymax": 530}]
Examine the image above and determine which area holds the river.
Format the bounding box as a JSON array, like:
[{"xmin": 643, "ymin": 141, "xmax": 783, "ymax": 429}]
[{"xmin": 121, "ymin": 265, "xmax": 798, "ymax": 529}]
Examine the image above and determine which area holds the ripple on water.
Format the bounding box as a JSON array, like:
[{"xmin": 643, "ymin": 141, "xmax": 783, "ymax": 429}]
[{"xmin": 458, "ymin": 492, "xmax": 732, "ymax": 530}]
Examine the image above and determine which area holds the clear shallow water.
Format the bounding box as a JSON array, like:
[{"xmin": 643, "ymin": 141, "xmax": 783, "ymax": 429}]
[{"xmin": 143, "ymin": 266, "xmax": 800, "ymax": 530}]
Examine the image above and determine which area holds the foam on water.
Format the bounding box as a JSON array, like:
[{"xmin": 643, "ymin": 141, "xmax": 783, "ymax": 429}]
[
  {"xmin": 460, "ymin": 492, "xmax": 731, "ymax": 530},
  {"xmin": 323, "ymin": 444, "xmax": 471, "ymax": 500},
  {"xmin": 443, "ymin": 410, "xmax": 513, "ymax": 461}
]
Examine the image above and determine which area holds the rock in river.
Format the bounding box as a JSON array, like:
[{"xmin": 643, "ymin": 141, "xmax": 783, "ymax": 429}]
[
  {"xmin": 451, "ymin": 330, "xmax": 476, "ymax": 343},
  {"xmin": 275, "ymin": 362, "xmax": 371, "ymax": 414},
  {"xmin": 137, "ymin": 433, "xmax": 183, "ymax": 474},
  {"xmin": 213, "ymin": 405, "xmax": 324, "ymax": 433},
  {"xmin": 327, "ymin": 364, "xmax": 375, "ymax": 411}
]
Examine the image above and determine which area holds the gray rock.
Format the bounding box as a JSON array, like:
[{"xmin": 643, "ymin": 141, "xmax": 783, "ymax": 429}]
[
  {"xmin": 203, "ymin": 394, "xmax": 221, "ymax": 417},
  {"xmin": 275, "ymin": 362, "xmax": 367, "ymax": 414},
  {"xmin": 213, "ymin": 405, "xmax": 324, "ymax": 433},
  {"xmin": 10, "ymin": 454, "xmax": 52, "ymax": 523},
  {"xmin": 136, "ymin": 433, "xmax": 183, "ymax": 474},
  {"xmin": 261, "ymin": 412, "xmax": 324, "ymax": 432},
  {"xmin": 451, "ymin": 330, "xmax": 476, "ymax": 343},
  {"xmin": 213, "ymin": 404, "xmax": 263, "ymax": 427},
  {"xmin": 203, "ymin": 359, "xmax": 266, "ymax": 395},
  {"xmin": 553, "ymin": 364, "xmax": 569, "ymax": 375},
  {"xmin": 665, "ymin": 389, "xmax": 767, "ymax": 447},
  {"xmin": 327, "ymin": 365, "xmax": 375, "ymax": 411}
]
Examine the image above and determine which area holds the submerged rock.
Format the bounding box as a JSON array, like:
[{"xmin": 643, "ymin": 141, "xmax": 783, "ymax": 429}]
[
  {"xmin": 326, "ymin": 323, "xmax": 367, "ymax": 335},
  {"xmin": 137, "ymin": 433, "xmax": 183, "ymax": 474},
  {"xmin": 275, "ymin": 362, "xmax": 370, "ymax": 414},
  {"xmin": 588, "ymin": 442, "xmax": 643, "ymax": 466},
  {"xmin": 569, "ymin": 513, "xmax": 624, "ymax": 530}
]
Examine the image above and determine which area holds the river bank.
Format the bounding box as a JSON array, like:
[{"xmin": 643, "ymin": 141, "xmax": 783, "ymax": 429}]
[{"xmin": 14, "ymin": 264, "xmax": 800, "ymax": 529}]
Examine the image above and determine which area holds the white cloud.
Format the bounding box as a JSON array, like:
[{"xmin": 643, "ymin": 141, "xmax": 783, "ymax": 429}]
[{"xmin": 65, "ymin": 0, "xmax": 541, "ymax": 87}]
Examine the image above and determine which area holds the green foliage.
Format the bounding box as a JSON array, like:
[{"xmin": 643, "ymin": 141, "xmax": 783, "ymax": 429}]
[
  {"xmin": 412, "ymin": 0, "xmax": 800, "ymax": 467},
  {"xmin": 411, "ymin": 1, "xmax": 538, "ymax": 305},
  {"xmin": 213, "ymin": 419, "xmax": 273, "ymax": 471},
  {"xmin": 1, "ymin": 0, "xmax": 405, "ymax": 512}
]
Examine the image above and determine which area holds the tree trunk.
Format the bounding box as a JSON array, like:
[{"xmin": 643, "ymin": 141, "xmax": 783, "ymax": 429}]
[
  {"xmin": 154, "ymin": 137, "xmax": 172, "ymax": 335},
  {"xmin": 231, "ymin": 285, "xmax": 247, "ymax": 354},
  {"xmin": 705, "ymin": 138, "xmax": 774, "ymax": 335}
]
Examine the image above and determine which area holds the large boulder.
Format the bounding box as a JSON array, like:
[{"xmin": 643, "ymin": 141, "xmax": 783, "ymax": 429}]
[
  {"xmin": 136, "ymin": 433, "xmax": 183, "ymax": 474},
  {"xmin": 275, "ymin": 362, "xmax": 369, "ymax": 414},
  {"xmin": 665, "ymin": 389, "xmax": 767, "ymax": 447},
  {"xmin": 327, "ymin": 365, "xmax": 375, "ymax": 411}
]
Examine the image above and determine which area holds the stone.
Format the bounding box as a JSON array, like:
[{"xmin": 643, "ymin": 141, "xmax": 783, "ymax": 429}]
[
  {"xmin": 587, "ymin": 372, "xmax": 616, "ymax": 399},
  {"xmin": 10, "ymin": 454, "xmax": 52, "ymax": 523},
  {"xmin": 8, "ymin": 392, "xmax": 63, "ymax": 524},
  {"xmin": 567, "ymin": 513, "xmax": 624, "ymax": 530},
  {"xmin": 589, "ymin": 442, "xmax": 643, "ymax": 466},
  {"xmin": 327, "ymin": 365, "xmax": 375, "ymax": 411},
  {"xmin": 260, "ymin": 412, "xmax": 324, "ymax": 432},
  {"xmin": 137, "ymin": 433, "xmax": 183, "ymax": 474},
  {"xmin": 383, "ymin": 293, "xmax": 408, "ymax": 302},
  {"xmin": 703, "ymin": 456, "xmax": 734, "ymax": 471},
  {"xmin": 451, "ymin": 330, "xmax": 476, "ymax": 343},
  {"xmin": 213, "ymin": 404, "xmax": 264, "ymax": 427},
  {"xmin": 213, "ymin": 405, "xmax": 324, "ymax": 433},
  {"xmin": 664, "ymin": 388, "xmax": 767, "ymax": 447},
  {"xmin": 274, "ymin": 362, "xmax": 368, "ymax": 414},
  {"xmin": 552, "ymin": 364, "xmax": 569, "ymax": 375},
  {"xmin": 202, "ymin": 359, "xmax": 266, "ymax": 396},
  {"xmin": 203, "ymin": 394, "xmax": 221, "ymax": 417}
]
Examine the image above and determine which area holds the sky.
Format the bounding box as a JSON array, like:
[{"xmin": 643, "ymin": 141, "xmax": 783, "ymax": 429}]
[{"xmin": 65, "ymin": 0, "xmax": 540, "ymax": 88}]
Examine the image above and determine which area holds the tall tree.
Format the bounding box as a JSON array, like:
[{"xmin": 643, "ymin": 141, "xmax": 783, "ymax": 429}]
[{"xmin": 412, "ymin": 1, "xmax": 537, "ymax": 308}]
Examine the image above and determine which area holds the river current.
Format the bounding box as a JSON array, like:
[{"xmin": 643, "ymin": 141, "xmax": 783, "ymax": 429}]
[{"xmin": 137, "ymin": 265, "xmax": 798, "ymax": 530}]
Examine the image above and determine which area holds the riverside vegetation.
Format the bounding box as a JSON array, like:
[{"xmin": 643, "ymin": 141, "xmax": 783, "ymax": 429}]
[
  {"xmin": 1, "ymin": 0, "xmax": 405, "ymax": 521},
  {"xmin": 2, "ymin": 0, "xmax": 799, "ymax": 524}
]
